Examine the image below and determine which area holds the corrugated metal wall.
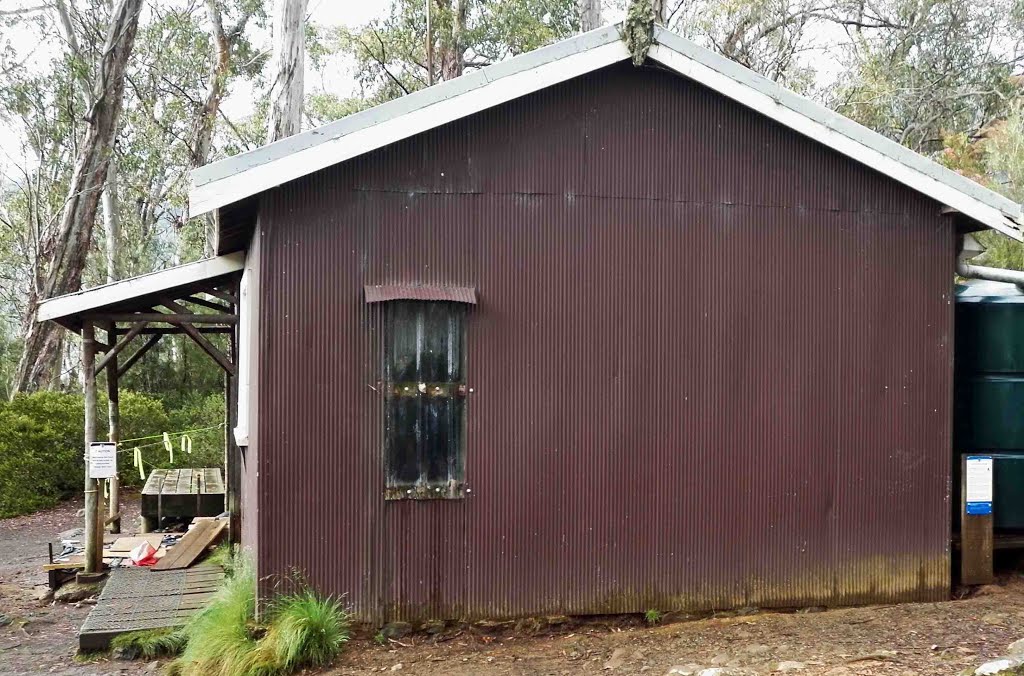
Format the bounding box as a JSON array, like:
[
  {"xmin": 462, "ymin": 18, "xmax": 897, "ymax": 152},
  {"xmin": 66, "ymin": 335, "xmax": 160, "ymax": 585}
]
[{"xmin": 253, "ymin": 62, "xmax": 954, "ymax": 623}]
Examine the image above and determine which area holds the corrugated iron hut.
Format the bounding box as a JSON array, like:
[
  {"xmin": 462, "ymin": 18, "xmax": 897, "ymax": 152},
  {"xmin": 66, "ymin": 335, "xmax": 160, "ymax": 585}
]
[{"xmin": 40, "ymin": 24, "xmax": 1024, "ymax": 623}]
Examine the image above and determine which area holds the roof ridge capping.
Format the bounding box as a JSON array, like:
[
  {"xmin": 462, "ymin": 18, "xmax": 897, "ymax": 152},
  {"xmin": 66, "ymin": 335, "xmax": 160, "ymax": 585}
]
[
  {"xmin": 650, "ymin": 26, "xmax": 1023, "ymax": 228},
  {"xmin": 189, "ymin": 22, "xmax": 1022, "ymax": 241},
  {"xmin": 189, "ymin": 23, "xmax": 626, "ymax": 190}
]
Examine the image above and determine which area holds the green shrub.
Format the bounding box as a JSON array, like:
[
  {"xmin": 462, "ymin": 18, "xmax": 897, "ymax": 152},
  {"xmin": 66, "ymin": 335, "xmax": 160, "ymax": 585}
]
[
  {"xmin": 166, "ymin": 392, "xmax": 225, "ymax": 470},
  {"xmin": 5, "ymin": 391, "xmax": 88, "ymax": 495},
  {"xmin": 0, "ymin": 390, "xmax": 220, "ymax": 517},
  {"xmin": 0, "ymin": 408, "xmax": 70, "ymax": 517}
]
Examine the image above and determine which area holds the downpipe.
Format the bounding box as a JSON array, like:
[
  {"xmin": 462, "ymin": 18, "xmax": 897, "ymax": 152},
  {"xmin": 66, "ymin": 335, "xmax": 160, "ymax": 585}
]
[{"xmin": 957, "ymin": 261, "xmax": 1024, "ymax": 288}]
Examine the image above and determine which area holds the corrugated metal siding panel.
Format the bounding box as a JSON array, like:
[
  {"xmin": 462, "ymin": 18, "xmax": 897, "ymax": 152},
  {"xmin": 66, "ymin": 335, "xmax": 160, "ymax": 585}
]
[{"xmin": 256, "ymin": 62, "xmax": 953, "ymax": 622}]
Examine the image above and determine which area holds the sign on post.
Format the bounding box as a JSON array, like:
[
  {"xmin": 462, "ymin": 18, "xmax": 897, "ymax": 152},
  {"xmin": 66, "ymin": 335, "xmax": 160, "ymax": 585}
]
[
  {"xmin": 965, "ymin": 455, "xmax": 994, "ymax": 516},
  {"xmin": 88, "ymin": 442, "xmax": 117, "ymax": 479}
]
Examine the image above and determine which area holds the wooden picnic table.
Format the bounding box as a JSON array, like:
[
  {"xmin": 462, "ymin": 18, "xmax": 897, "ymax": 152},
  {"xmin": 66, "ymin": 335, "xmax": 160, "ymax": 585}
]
[{"xmin": 140, "ymin": 468, "xmax": 225, "ymax": 531}]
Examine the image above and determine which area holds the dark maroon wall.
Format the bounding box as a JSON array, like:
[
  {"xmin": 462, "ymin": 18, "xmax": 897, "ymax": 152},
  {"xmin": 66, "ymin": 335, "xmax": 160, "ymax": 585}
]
[{"xmin": 253, "ymin": 62, "xmax": 954, "ymax": 622}]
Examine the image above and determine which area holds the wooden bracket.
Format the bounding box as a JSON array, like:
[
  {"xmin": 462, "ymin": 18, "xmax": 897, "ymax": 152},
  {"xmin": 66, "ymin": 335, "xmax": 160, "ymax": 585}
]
[
  {"xmin": 158, "ymin": 297, "xmax": 236, "ymax": 375},
  {"xmin": 95, "ymin": 322, "xmax": 148, "ymax": 373},
  {"xmin": 116, "ymin": 333, "xmax": 162, "ymax": 378},
  {"xmin": 182, "ymin": 295, "xmax": 232, "ymax": 312},
  {"xmin": 206, "ymin": 287, "xmax": 238, "ymax": 306}
]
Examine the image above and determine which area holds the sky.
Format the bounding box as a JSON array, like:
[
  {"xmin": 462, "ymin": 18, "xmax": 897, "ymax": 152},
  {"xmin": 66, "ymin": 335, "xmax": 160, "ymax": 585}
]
[{"xmin": 0, "ymin": 2, "xmax": 395, "ymax": 167}]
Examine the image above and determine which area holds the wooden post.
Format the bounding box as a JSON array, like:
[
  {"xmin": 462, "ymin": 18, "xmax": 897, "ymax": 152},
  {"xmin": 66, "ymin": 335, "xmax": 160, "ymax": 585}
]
[
  {"xmin": 106, "ymin": 323, "xmax": 121, "ymax": 534},
  {"xmin": 960, "ymin": 453, "xmax": 994, "ymax": 585},
  {"xmin": 81, "ymin": 321, "xmax": 103, "ymax": 578}
]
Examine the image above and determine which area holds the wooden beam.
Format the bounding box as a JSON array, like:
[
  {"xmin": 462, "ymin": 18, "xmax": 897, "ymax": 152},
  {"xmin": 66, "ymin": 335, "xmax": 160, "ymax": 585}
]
[
  {"xmin": 181, "ymin": 295, "xmax": 232, "ymax": 312},
  {"xmin": 95, "ymin": 321, "xmax": 148, "ymax": 373},
  {"xmin": 117, "ymin": 333, "xmax": 162, "ymax": 378},
  {"xmin": 159, "ymin": 298, "xmax": 236, "ymax": 375},
  {"xmin": 206, "ymin": 287, "xmax": 238, "ymax": 305},
  {"xmin": 139, "ymin": 327, "xmax": 233, "ymax": 335},
  {"xmin": 88, "ymin": 312, "xmax": 237, "ymax": 324}
]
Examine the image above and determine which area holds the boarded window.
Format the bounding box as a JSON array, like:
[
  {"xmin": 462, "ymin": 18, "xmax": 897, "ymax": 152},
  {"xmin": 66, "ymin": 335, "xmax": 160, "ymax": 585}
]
[{"xmin": 384, "ymin": 301, "xmax": 466, "ymax": 499}]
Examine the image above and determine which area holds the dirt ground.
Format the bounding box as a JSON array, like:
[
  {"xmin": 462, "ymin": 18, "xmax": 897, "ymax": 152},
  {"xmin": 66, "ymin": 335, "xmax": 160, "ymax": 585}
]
[
  {"xmin": 0, "ymin": 496, "xmax": 148, "ymax": 675},
  {"xmin": 3, "ymin": 501, "xmax": 1024, "ymax": 675}
]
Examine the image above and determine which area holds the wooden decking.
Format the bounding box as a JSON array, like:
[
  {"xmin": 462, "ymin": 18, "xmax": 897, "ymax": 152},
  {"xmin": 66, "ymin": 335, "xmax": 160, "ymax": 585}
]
[
  {"xmin": 78, "ymin": 565, "xmax": 223, "ymax": 651},
  {"xmin": 141, "ymin": 468, "xmax": 225, "ymax": 528}
]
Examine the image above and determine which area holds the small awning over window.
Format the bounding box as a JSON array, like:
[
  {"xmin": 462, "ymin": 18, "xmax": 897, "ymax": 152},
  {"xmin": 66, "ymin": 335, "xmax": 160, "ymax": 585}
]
[{"xmin": 364, "ymin": 285, "xmax": 477, "ymax": 304}]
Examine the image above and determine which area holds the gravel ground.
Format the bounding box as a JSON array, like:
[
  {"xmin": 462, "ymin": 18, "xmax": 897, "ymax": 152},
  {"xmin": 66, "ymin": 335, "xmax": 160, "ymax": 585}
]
[{"xmin": 3, "ymin": 500, "xmax": 1024, "ymax": 675}]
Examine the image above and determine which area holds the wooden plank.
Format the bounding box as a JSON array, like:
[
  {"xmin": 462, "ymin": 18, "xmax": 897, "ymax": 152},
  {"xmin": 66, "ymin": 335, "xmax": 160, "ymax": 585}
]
[
  {"xmin": 43, "ymin": 559, "xmax": 86, "ymax": 571},
  {"xmin": 107, "ymin": 535, "xmax": 164, "ymax": 553},
  {"xmin": 960, "ymin": 454, "xmax": 994, "ymax": 585},
  {"xmin": 141, "ymin": 469, "xmax": 166, "ymax": 494},
  {"xmin": 151, "ymin": 520, "xmax": 226, "ymax": 570}
]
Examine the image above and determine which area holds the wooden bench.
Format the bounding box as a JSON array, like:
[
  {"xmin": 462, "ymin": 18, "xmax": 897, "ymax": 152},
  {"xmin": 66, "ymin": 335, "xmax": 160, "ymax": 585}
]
[{"xmin": 141, "ymin": 468, "xmax": 225, "ymax": 531}]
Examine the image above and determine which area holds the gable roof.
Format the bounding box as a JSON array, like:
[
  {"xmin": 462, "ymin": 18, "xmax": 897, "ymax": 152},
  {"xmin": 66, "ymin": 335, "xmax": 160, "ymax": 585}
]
[{"xmin": 190, "ymin": 23, "xmax": 1023, "ymax": 242}]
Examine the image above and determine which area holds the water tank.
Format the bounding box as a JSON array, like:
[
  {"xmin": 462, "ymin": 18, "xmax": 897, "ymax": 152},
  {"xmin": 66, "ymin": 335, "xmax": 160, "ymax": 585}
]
[{"xmin": 955, "ymin": 280, "xmax": 1024, "ymax": 530}]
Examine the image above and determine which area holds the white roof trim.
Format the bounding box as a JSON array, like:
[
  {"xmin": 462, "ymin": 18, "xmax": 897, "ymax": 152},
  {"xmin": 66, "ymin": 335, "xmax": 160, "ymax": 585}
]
[
  {"xmin": 37, "ymin": 252, "xmax": 245, "ymax": 324},
  {"xmin": 189, "ymin": 24, "xmax": 1022, "ymax": 240}
]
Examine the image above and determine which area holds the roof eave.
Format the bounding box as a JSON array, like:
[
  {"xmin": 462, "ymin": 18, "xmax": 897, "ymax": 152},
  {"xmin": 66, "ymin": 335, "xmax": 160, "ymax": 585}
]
[
  {"xmin": 37, "ymin": 252, "xmax": 246, "ymax": 330},
  {"xmin": 188, "ymin": 23, "xmax": 1024, "ymax": 242}
]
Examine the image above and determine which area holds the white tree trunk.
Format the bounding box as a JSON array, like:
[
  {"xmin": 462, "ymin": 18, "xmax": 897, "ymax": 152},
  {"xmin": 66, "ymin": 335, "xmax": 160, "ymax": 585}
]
[
  {"xmin": 266, "ymin": 0, "xmax": 308, "ymax": 143},
  {"xmin": 13, "ymin": 0, "xmax": 143, "ymax": 394},
  {"xmin": 103, "ymin": 161, "xmax": 120, "ymax": 284},
  {"xmin": 580, "ymin": 0, "xmax": 602, "ymax": 31}
]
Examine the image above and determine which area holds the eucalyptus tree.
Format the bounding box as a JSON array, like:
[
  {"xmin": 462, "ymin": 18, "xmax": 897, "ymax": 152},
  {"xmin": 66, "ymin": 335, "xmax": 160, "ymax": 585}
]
[
  {"xmin": 267, "ymin": 0, "xmax": 308, "ymax": 141},
  {"xmin": 13, "ymin": 0, "xmax": 144, "ymax": 393},
  {"xmin": 333, "ymin": 0, "xmax": 578, "ymax": 108}
]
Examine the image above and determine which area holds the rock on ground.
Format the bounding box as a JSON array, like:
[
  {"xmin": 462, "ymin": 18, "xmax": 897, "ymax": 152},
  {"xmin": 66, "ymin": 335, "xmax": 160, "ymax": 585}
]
[{"xmin": 53, "ymin": 579, "xmax": 103, "ymax": 603}]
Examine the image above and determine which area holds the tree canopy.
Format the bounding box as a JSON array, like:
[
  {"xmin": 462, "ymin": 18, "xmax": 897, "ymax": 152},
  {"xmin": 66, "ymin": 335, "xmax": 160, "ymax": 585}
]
[{"xmin": 1, "ymin": 0, "xmax": 1023, "ymax": 400}]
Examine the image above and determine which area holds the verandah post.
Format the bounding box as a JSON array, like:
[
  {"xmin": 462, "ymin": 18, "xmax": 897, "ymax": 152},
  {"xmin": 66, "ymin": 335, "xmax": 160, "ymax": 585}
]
[
  {"xmin": 106, "ymin": 321, "xmax": 121, "ymax": 534},
  {"xmin": 82, "ymin": 320, "xmax": 103, "ymax": 576}
]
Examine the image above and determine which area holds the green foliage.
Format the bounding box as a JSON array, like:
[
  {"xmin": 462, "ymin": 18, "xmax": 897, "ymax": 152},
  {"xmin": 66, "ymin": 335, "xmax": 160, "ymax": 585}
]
[
  {"xmin": 168, "ymin": 553, "xmax": 350, "ymax": 676},
  {"xmin": 624, "ymin": 0, "xmax": 655, "ymax": 66},
  {"xmin": 832, "ymin": 0, "xmax": 1022, "ymax": 153},
  {"xmin": 110, "ymin": 628, "xmax": 187, "ymax": 660},
  {"xmin": 166, "ymin": 392, "xmax": 226, "ymax": 470},
  {"xmin": 259, "ymin": 589, "xmax": 350, "ymax": 672},
  {"xmin": 0, "ymin": 407, "xmax": 70, "ymax": 517},
  {"xmin": 644, "ymin": 608, "xmax": 662, "ymax": 625},
  {"xmin": 0, "ymin": 390, "xmax": 222, "ymax": 518},
  {"xmin": 205, "ymin": 542, "xmax": 237, "ymax": 572},
  {"xmin": 330, "ymin": 0, "xmax": 577, "ymax": 110},
  {"xmin": 170, "ymin": 554, "xmax": 259, "ymax": 676}
]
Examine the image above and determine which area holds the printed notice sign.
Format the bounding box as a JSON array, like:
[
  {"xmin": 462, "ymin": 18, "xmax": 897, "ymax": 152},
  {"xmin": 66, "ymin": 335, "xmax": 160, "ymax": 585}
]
[
  {"xmin": 88, "ymin": 442, "xmax": 117, "ymax": 479},
  {"xmin": 965, "ymin": 455, "xmax": 993, "ymax": 516}
]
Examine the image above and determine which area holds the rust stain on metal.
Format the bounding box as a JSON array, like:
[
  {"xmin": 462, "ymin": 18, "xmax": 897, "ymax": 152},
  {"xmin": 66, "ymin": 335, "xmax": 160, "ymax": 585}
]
[{"xmin": 252, "ymin": 62, "xmax": 954, "ymax": 623}]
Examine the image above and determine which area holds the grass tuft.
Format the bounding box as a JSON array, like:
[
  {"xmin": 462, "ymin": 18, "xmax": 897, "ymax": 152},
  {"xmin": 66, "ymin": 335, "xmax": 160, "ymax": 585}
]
[
  {"xmin": 644, "ymin": 608, "xmax": 663, "ymax": 625},
  {"xmin": 260, "ymin": 589, "xmax": 350, "ymax": 671},
  {"xmin": 204, "ymin": 542, "xmax": 236, "ymax": 572},
  {"xmin": 110, "ymin": 628, "xmax": 186, "ymax": 660},
  {"xmin": 167, "ymin": 552, "xmax": 349, "ymax": 676}
]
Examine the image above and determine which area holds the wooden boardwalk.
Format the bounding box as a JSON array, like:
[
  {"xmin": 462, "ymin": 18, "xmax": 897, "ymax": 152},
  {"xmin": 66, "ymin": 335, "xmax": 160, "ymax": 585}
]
[
  {"xmin": 141, "ymin": 468, "xmax": 224, "ymax": 529},
  {"xmin": 78, "ymin": 565, "xmax": 223, "ymax": 651}
]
